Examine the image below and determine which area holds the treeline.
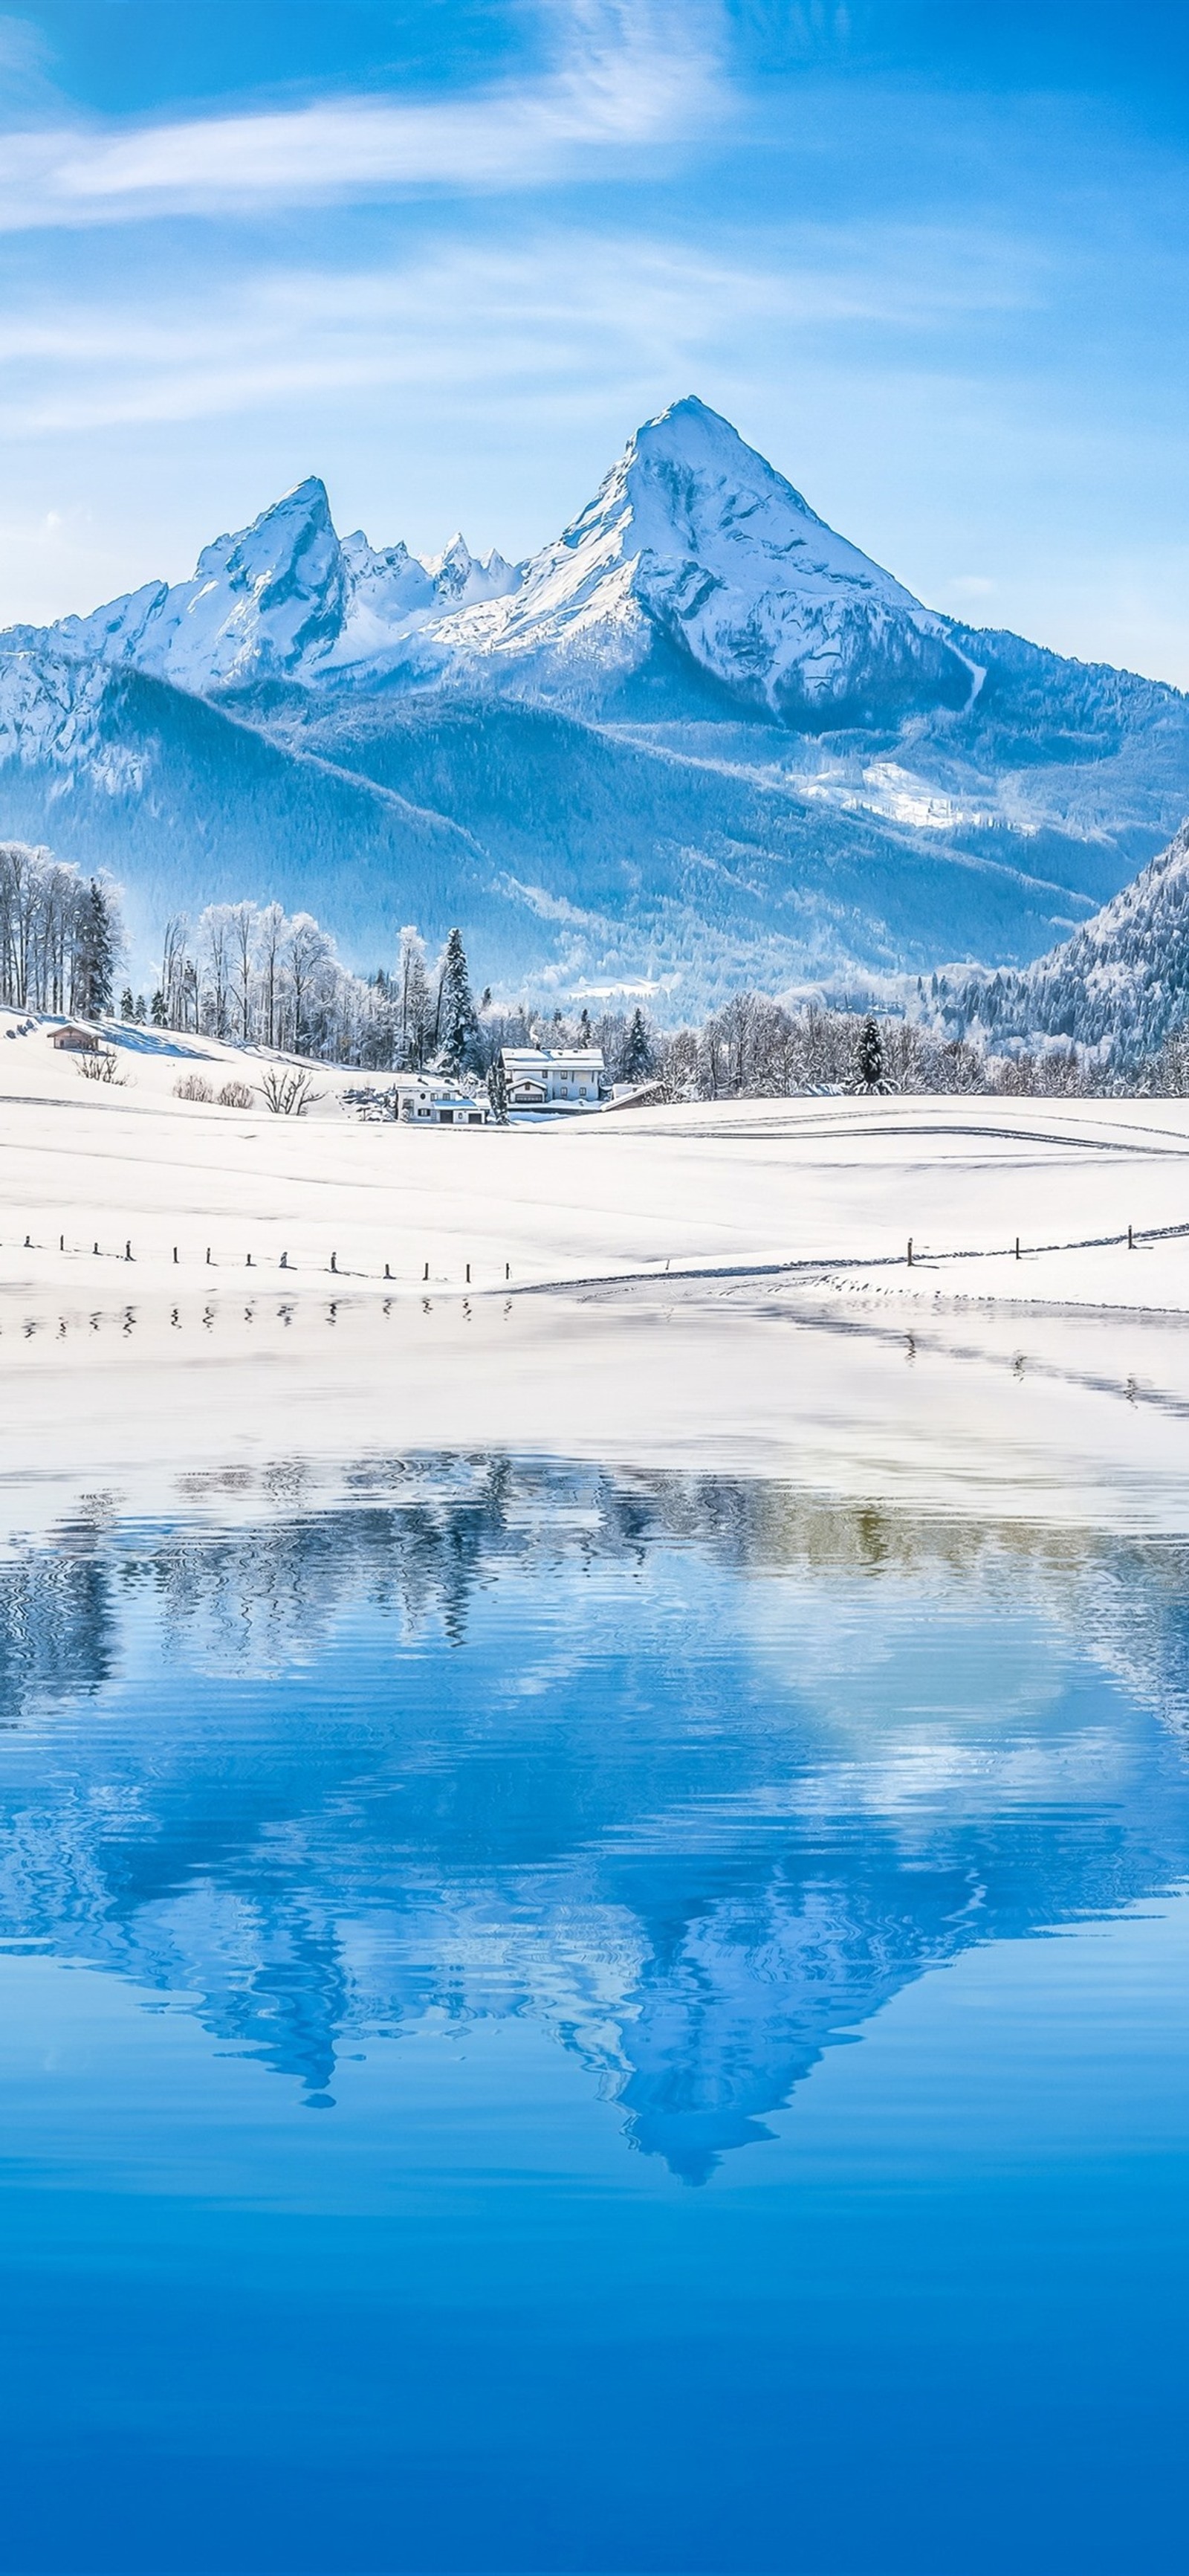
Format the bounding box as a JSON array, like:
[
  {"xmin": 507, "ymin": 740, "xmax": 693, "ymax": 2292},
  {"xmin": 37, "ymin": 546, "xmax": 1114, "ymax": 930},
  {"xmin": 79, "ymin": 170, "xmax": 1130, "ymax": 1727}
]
[
  {"xmin": 134, "ymin": 896, "xmax": 1152, "ymax": 1094},
  {"xmin": 7, "ymin": 834, "xmax": 1187, "ymax": 1097},
  {"xmin": 652, "ymin": 992, "xmax": 1104, "ymax": 1099},
  {"xmin": 132, "ymin": 908, "xmax": 490, "ymax": 1071},
  {"xmin": 134, "ymin": 902, "xmax": 660, "ymax": 1081},
  {"xmin": 0, "ymin": 842, "xmax": 120, "ymax": 1017}
]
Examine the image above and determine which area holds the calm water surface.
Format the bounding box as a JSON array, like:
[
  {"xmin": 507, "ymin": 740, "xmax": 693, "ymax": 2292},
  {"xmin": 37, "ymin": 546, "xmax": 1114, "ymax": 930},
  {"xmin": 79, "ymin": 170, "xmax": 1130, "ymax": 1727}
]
[{"xmin": 1, "ymin": 1457, "xmax": 1188, "ymax": 2575}]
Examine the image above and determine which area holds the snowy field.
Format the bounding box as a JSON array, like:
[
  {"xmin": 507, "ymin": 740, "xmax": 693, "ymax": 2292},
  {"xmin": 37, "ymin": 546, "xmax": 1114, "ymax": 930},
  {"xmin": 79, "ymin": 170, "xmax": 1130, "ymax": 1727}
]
[{"xmin": 2, "ymin": 1009, "xmax": 1189, "ymax": 1540}]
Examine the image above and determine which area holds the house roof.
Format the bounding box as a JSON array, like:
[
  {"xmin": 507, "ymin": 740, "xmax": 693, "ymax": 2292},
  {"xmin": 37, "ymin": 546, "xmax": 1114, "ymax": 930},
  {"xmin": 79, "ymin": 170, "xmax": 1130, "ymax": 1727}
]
[{"xmin": 501, "ymin": 1047, "xmax": 604, "ymax": 1072}]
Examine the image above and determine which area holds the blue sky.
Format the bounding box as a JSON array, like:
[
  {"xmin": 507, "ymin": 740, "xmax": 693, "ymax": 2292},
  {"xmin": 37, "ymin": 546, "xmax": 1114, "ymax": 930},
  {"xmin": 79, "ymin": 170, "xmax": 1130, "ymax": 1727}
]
[{"xmin": 2, "ymin": 1, "xmax": 1189, "ymax": 679}]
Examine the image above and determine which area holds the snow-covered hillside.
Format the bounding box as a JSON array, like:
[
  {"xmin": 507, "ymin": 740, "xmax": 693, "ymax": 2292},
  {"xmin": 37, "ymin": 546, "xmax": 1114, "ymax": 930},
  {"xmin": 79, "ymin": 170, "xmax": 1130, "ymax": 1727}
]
[
  {"xmin": 956, "ymin": 819, "xmax": 1189, "ymax": 1063},
  {"xmin": 5, "ymin": 394, "xmax": 1189, "ymax": 1007}
]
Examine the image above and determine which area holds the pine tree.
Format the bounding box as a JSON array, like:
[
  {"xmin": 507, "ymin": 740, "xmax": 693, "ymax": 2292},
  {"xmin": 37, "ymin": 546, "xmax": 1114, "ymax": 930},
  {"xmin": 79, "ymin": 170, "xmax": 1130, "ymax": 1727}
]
[
  {"xmin": 437, "ymin": 927, "xmax": 481, "ymax": 1075},
  {"xmin": 73, "ymin": 879, "xmax": 116, "ymax": 1019},
  {"xmin": 150, "ymin": 990, "xmax": 166, "ymax": 1027},
  {"xmin": 120, "ymin": 987, "xmax": 135, "ymax": 1020},
  {"xmin": 621, "ymin": 1008, "xmax": 654, "ymax": 1082},
  {"xmin": 855, "ymin": 1015, "xmax": 887, "ymax": 1094},
  {"xmin": 487, "ymin": 1056, "xmax": 509, "ymax": 1123}
]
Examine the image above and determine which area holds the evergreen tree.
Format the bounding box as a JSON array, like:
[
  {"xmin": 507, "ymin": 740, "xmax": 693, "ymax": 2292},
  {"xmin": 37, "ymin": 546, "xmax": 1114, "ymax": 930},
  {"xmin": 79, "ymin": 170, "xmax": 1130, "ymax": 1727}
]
[
  {"xmin": 621, "ymin": 1007, "xmax": 654, "ymax": 1082},
  {"xmin": 487, "ymin": 1056, "xmax": 509, "ymax": 1123},
  {"xmin": 73, "ymin": 879, "xmax": 116, "ymax": 1019},
  {"xmin": 855, "ymin": 1015, "xmax": 887, "ymax": 1093},
  {"xmin": 120, "ymin": 987, "xmax": 135, "ymax": 1020},
  {"xmin": 150, "ymin": 989, "xmax": 166, "ymax": 1027},
  {"xmin": 437, "ymin": 927, "xmax": 481, "ymax": 1075}
]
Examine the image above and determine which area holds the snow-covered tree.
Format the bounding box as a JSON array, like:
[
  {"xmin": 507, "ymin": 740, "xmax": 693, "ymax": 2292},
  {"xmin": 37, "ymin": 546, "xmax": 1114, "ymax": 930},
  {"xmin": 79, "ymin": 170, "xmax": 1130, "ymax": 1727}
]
[
  {"xmin": 621, "ymin": 1007, "xmax": 655, "ymax": 1082},
  {"xmin": 436, "ymin": 926, "xmax": 481, "ymax": 1074},
  {"xmin": 853, "ymin": 1015, "xmax": 887, "ymax": 1094},
  {"xmin": 487, "ymin": 1056, "xmax": 510, "ymax": 1123},
  {"xmin": 198, "ymin": 906, "xmax": 235, "ymax": 1041},
  {"xmin": 71, "ymin": 878, "xmax": 120, "ymax": 1019},
  {"xmin": 398, "ymin": 926, "xmax": 432, "ymax": 1068}
]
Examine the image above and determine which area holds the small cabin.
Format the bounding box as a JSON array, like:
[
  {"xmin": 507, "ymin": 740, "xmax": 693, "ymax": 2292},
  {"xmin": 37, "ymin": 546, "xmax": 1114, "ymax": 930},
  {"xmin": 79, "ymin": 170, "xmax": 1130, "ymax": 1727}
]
[{"xmin": 50, "ymin": 1023, "xmax": 101, "ymax": 1053}]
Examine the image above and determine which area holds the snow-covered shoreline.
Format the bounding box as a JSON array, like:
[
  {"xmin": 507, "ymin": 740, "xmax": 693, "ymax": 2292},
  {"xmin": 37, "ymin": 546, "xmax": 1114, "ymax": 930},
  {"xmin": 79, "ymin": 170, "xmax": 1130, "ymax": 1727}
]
[{"xmin": 4, "ymin": 1019, "xmax": 1189, "ymax": 1540}]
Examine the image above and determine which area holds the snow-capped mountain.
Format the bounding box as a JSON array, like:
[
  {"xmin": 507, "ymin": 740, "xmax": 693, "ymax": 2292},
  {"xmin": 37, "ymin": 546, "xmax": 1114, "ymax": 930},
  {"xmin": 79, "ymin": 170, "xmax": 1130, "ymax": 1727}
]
[
  {"xmin": 17, "ymin": 398, "xmax": 979, "ymax": 721},
  {"xmin": 19, "ymin": 477, "xmax": 517, "ymax": 691},
  {"xmin": 427, "ymin": 395, "xmax": 980, "ymax": 722},
  {"xmin": 6, "ymin": 393, "xmax": 1189, "ymax": 1007}
]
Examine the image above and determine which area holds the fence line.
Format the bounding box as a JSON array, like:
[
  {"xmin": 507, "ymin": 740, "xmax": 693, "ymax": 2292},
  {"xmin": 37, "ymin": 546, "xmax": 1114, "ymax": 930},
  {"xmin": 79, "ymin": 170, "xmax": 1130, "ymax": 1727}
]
[{"xmin": 0, "ymin": 1218, "xmax": 1185, "ymax": 1296}]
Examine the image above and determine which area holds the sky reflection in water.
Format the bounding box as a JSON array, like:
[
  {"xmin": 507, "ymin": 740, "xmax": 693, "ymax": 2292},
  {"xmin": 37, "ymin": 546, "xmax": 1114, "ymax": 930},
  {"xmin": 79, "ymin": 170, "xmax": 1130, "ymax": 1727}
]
[{"xmin": 1, "ymin": 1456, "xmax": 1188, "ymax": 2575}]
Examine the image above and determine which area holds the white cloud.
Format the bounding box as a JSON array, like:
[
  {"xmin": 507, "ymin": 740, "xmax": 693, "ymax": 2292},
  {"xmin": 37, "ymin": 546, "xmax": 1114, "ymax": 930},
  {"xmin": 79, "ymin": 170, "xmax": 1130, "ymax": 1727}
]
[
  {"xmin": 0, "ymin": 1, "xmax": 728, "ymax": 229},
  {"xmin": 0, "ymin": 223, "xmax": 1043, "ymax": 437}
]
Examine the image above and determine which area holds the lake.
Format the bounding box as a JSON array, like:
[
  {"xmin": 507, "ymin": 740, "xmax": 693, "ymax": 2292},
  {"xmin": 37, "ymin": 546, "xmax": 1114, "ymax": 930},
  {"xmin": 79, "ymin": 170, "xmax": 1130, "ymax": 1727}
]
[{"xmin": 1, "ymin": 1453, "xmax": 1188, "ymax": 2575}]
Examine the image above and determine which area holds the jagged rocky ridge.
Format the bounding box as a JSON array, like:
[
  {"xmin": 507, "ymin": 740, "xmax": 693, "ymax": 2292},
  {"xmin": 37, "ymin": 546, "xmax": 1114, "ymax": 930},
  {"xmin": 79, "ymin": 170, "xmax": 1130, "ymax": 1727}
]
[{"xmin": 4, "ymin": 396, "xmax": 1189, "ymax": 1007}]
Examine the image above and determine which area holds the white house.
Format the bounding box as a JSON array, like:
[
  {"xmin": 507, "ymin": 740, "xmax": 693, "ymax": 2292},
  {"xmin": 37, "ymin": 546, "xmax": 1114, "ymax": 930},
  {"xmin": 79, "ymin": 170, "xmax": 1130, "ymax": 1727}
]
[
  {"xmin": 501, "ymin": 1047, "xmax": 606, "ymax": 1110},
  {"xmin": 394, "ymin": 1074, "xmax": 490, "ymax": 1128}
]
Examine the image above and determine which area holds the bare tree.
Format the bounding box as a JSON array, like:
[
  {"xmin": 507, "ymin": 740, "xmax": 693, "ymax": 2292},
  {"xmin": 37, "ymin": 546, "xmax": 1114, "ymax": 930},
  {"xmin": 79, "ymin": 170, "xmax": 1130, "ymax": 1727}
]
[
  {"xmin": 259, "ymin": 1066, "xmax": 323, "ymax": 1116},
  {"xmin": 229, "ymin": 902, "xmax": 257, "ymax": 1045},
  {"xmin": 285, "ymin": 914, "xmax": 331, "ymax": 1055},
  {"xmin": 256, "ymin": 902, "xmax": 286, "ymax": 1049},
  {"xmin": 198, "ymin": 906, "xmax": 235, "ymax": 1039}
]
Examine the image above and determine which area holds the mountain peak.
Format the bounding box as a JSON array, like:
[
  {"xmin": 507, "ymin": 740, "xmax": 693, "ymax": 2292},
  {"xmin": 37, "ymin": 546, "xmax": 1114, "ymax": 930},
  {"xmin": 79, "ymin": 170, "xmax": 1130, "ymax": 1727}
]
[
  {"xmin": 195, "ymin": 475, "xmax": 337, "ymax": 586},
  {"xmin": 611, "ymin": 395, "xmax": 848, "ymax": 549},
  {"xmin": 631, "ymin": 392, "xmax": 775, "ymax": 459},
  {"xmin": 4, "ymin": 401, "xmax": 965, "ymax": 721},
  {"xmin": 433, "ymin": 393, "xmax": 973, "ymax": 725}
]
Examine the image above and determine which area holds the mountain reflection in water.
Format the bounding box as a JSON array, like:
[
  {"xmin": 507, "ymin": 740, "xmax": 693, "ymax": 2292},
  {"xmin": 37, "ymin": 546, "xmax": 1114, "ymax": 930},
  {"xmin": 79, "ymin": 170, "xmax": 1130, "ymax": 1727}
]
[{"xmin": 2, "ymin": 1455, "xmax": 1189, "ymax": 2183}]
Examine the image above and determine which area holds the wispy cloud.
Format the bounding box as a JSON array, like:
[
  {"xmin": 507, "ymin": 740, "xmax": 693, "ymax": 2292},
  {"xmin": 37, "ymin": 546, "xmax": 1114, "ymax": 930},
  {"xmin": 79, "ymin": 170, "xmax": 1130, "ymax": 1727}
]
[
  {"xmin": 0, "ymin": 1, "xmax": 727, "ymax": 229},
  {"xmin": 0, "ymin": 224, "xmax": 1043, "ymax": 437}
]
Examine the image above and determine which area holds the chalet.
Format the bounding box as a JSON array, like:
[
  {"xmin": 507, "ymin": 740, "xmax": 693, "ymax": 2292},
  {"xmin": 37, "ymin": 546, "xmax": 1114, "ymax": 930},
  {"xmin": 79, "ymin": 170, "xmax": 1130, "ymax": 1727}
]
[
  {"xmin": 49, "ymin": 1023, "xmax": 101, "ymax": 1053},
  {"xmin": 500, "ymin": 1047, "xmax": 606, "ymax": 1110}
]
